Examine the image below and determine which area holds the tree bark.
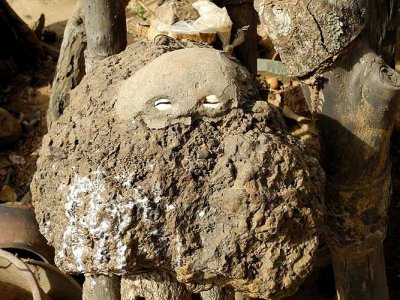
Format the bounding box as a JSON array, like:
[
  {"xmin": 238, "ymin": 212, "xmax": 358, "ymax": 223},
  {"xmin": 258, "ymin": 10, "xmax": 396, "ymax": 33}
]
[
  {"xmin": 83, "ymin": 274, "xmax": 121, "ymax": 300},
  {"xmin": 331, "ymin": 245, "xmax": 389, "ymax": 300},
  {"xmin": 47, "ymin": 1, "xmax": 86, "ymax": 125},
  {"xmin": 255, "ymin": 0, "xmax": 366, "ymax": 76},
  {"xmin": 256, "ymin": 1, "xmax": 400, "ymax": 299},
  {"xmin": 82, "ymin": 0, "xmax": 127, "ymax": 71}
]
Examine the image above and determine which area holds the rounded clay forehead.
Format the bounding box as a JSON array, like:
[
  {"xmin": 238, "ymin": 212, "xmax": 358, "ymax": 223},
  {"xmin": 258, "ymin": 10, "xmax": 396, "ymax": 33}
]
[{"xmin": 116, "ymin": 48, "xmax": 247, "ymax": 124}]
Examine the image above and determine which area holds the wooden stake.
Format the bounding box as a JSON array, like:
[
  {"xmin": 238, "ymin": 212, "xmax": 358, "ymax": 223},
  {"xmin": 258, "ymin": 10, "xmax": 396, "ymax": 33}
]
[
  {"xmin": 83, "ymin": 274, "xmax": 121, "ymax": 300},
  {"xmin": 331, "ymin": 246, "xmax": 389, "ymax": 300},
  {"xmin": 48, "ymin": 1, "xmax": 86, "ymax": 125},
  {"xmin": 82, "ymin": 0, "xmax": 127, "ymax": 71},
  {"xmin": 215, "ymin": 0, "xmax": 258, "ymax": 74}
]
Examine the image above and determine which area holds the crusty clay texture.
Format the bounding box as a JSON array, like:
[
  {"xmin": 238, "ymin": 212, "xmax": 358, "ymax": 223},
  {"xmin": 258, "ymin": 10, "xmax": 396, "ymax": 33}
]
[{"xmin": 31, "ymin": 39, "xmax": 325, "ymax": 299}]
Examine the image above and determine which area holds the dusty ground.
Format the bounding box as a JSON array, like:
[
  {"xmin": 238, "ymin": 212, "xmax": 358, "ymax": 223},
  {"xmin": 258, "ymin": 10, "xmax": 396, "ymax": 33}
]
[
  {"xmin": 7, "ymin": 0, "xmax": 75, "ymax": 28},
  {"xmin": 0, "ymin": 53, "xmax": 54, "ymax": 203},
  {"xmin": 1, "ymin": 0, "xmax": 400, "ymax": 299}
]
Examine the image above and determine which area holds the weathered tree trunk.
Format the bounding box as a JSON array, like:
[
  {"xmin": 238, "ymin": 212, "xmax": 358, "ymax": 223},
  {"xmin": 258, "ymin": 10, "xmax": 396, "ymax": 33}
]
[
  {"xmin": 82, "ymin": 0, "xmax": 127, "ymax": 71},
  {"xmin": 47, "ymin": 1, "xmax": 86, "ymax": 126},
  {"xmin": 83, "ymin": 274, "xmax": 121, "ymax": 300},
  {"xmin": 256, "ymin": 0, "xmax": 400, "ymax": 299},
  {"xmin": 307, "ymin": 38, "xmax": 399, "ymax": 300}
]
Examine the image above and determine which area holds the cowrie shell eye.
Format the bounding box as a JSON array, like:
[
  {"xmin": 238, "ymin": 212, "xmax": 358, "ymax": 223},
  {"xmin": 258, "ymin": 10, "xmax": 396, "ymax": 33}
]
[
  {"xmin": 155, "ymin": 99, "xmax": 172, "ymax": 110},
  {"xmin": 203, "ymin": 95, "xmax": 221, "ymax": 109}
]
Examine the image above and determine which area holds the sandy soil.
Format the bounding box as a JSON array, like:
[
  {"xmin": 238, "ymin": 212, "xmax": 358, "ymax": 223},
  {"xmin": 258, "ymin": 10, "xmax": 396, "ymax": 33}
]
[{"xmin": 7, "ymin": 0, "xmax": 76, "ymax": 27}]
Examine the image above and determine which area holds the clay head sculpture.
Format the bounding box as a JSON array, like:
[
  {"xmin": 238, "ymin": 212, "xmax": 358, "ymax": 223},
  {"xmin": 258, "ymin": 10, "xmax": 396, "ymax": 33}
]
[
  {"xmin": 32, "ymin": 39, "xmax": 324, "ymax": 299},
  {"xmin": 116, "ymin": 47, "xmax": 255, "ymax": 129}
]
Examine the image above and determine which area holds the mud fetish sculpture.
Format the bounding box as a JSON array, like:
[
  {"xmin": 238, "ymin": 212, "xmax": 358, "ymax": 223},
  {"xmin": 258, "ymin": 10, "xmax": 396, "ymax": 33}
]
[{"xmin": 32, "ymin": 39, "xmax": 324, "ymax": 299}]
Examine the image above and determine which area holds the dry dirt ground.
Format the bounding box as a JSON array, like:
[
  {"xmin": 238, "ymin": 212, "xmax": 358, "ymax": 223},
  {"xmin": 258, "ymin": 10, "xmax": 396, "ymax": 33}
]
[{"xmin": 0, "ymin": 1, "xmax": 399, "ymax": 299}]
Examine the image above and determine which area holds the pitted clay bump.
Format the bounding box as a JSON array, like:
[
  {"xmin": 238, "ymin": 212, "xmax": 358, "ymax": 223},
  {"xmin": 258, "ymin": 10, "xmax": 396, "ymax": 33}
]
[{"xmin": 116, "ymin": 48, "xmax": 256, "ymax": 129}]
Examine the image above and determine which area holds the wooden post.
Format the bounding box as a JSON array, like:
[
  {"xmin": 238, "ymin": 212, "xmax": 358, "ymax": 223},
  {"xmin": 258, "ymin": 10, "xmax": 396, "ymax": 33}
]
[
  {"xmin": 47, "ymin": 1, "xmax": 86, "ymax": 125},
  {"xmin": 331, "ymin": 245, "xmax": 389, "ymax": 299},
  {"xmin": 255, "ymin": 0, "xmax": 400, "ymax": 299},
  {"xmin": 215, "ymin": 0, "xmax": 258, "ymax": 74},
  {"xmin": 226, "ymin": 3, "xmax": 258, "ymax": 74},
  {"xmin": 82, "ymin": 0, "xmax": 127, "ymax": 71},
  {"xmin": 80, "ymin": 1, "xmax": 126, "ymax": 298},
  {"xmin": 83, "ymin": 274, "xmax": 121, "ymax": 300}
]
